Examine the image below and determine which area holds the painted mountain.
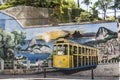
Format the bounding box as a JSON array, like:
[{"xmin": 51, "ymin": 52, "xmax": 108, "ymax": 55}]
[
  {"xmin": 84, "ymin": 27, "xmax": 119, "ymax": 61},
  {"xmin": 95, "ymin": 27, "xmax": 117, "ymax": 40},
  {"xmin": 27, "ymin": 38, "xmax": 52, "ymax": 53},
  {"xmin": 84, "ymin": 27, "xmax": 117, "ymax": 46}
]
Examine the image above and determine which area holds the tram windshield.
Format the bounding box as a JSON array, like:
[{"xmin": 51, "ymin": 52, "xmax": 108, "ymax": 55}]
[
  {"xmin": 58, "ymin": 45, "xmax": 68, "ymax": 55},
  {"xmin": 53, "ymin": 44, "xmax": 68, "ymax": 55},
  {"xmin": 58, "ymin": 45, "xmax": 62, "ymax": 55},
  {"xmin": 53, "ymin": 45, "xmax": 57, "ymax": 54},
  {"xmin": 63, "ymin": 45, "xmax": 68, "ymax": 55}
]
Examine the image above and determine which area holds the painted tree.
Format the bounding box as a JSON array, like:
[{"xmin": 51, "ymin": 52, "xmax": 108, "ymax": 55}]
[{"xmin": 0, "ymin": 30, "xmax": 26, "ymax": 60}]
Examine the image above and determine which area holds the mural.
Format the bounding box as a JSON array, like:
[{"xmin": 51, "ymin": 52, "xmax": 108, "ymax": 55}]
[
  {"xmin": 33, "ymin": 23, "xmax": 119, "ymax": 62},
  {"xmin": 0, "ymin": 12, "xmax": 119, "ymax": 63}
]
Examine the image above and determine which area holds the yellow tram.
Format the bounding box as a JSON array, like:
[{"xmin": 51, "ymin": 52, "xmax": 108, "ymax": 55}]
[{"xmin": 52, "ymin": 38, "xmax": 98, "ymax": 71}]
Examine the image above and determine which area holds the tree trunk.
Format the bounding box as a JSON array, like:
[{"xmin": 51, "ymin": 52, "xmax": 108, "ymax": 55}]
[
  {"xmin": 114, "ymin": 8, "xmax": 116, "ymax": 19},
  {"xmin": 103, "ymin": 10, "xmax": 106, "ymax": 20},
  {"xmin": 87, "ymin": 5, "xmax": 89, "ymax": 12},
  {"xmin": 77, "ymin": 0, "xmax": 79, "ymax": 8}
]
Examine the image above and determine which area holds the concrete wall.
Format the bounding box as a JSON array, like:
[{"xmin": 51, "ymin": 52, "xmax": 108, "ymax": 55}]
[
  {"xmin": 0, "ymin": 6, "xmax": 53, "ymax": 28},
  {"xmin": 72, "ymin": 63, "xmax": 120, "ymax": 77},
  {"xmin": 118, "ymin": 23, "xmax": 120, "ymax": 43}
]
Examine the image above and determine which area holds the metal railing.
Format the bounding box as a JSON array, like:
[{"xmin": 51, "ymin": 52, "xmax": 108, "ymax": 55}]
[{"xmin": 98, "ymin": 59, "xmax": 120, "ymax": 64}]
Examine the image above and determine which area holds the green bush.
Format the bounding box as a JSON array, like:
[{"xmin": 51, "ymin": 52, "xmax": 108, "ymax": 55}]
[
  {"xmin": 105, "ymin": 16, "xmax": 115, "ymax": 21},
  {"xmin": 71, "ymin": 8, "xmax": 83, "ymax": 22},
  {"xmin": 0, "ymin": 4, "xmax": 12, "ymax": 10},
  {"xmin": 75, "ymin": 11, "xmax": 91, "ymax": 22},
  {"xmin": 61, "ymin": 8, "xmax": 72, "ymax": 23}
]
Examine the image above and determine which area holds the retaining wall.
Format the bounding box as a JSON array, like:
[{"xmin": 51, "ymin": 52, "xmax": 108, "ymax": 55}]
[{"xmin": 73, "ymin": 63, "xmax": 120, "ymax": 77}]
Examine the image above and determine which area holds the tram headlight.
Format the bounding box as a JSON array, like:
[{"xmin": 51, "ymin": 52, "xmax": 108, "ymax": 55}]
[{"xmin": 58, "ymin": 60, "xmax": 61, "ymax": 64}]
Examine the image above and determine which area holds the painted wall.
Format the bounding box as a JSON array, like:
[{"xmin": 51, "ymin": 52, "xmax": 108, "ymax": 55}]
[
  {"xmin": 0, "ymin": 12, "xmax": 119, "ymax": 61},
  {"xmin": 0, "ymin": 12, "xmax": 118, "ymax": 40}
]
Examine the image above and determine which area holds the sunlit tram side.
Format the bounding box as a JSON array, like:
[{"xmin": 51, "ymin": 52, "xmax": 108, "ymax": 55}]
[{"xmin": 52, "ymin": 38, "xmax": 98, "ymax": 73}]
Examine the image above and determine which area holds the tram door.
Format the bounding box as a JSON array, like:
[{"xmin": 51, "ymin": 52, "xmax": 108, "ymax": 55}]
[{"xmin": 73, "ymin": 46, "xmax": 77, "ymax": 67}]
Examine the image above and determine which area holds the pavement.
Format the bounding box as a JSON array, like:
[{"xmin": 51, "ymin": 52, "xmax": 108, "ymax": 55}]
[{"xmin": 0, "ymin": 74, "xmax": 119, "ymax": 80}]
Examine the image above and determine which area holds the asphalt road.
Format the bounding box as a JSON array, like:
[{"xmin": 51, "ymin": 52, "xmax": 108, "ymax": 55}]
[{"xmin": 0, "ymin": 74, "xmax": 119, "ymax": 80}]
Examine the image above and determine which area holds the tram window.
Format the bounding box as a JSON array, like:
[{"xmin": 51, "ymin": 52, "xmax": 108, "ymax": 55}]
[
  {"xmin": 78, "ymin": 56, "xmax": 81, "ymax": 66},
  {"xmin": 86, "ymin": 49, "xmax": 90, "ymax": 54},
  {"xmin": 92, "ymin": 56, "xmax": 94, "ymax": 64},
  {"xmin": 94, "ymin": 56, "xmax": 96, "ymax": 64},
  {"xmin": 63, "ymin": 45, "xmax": 68, "ymax": 55},
  {"xmin": 73, "ymin": 46, "xmax": 77, "ymax": 54},
  {"xmin": 86, "ymin": 48, "xmax": 88, "ymax": 54},
  {"xmin": 70, "ymin": 45, "xmax": 72, "ymax": 55},
  {"xmin": 79, "ymin": 47, "xmax": 81, "ymax": 54},
  {"xmin": 95, "ymin": 50, "xmax": 97, "ymax": 55},
  {"xmin": 89, "ymin": 56, "xmax": 91, "ymax": 64},
  {"xmin": 91, "ymin": 50, "xmax": 93, "ymax": 54},
  {"xmin": 82, "ymin": 47, "xmax": 84, "ymax": 54},
  {"xmin": 53, "ymin": 45, "xmax": 57, "ymax": 54},
  {"xmin": 93, "ymin": 50, "xmax": 94, "ymax": 54},
  {"xmin": 58, "ymin": 45, "xmax": 62, "ymax": 55},
  {"xmin": 58, "ymin": 45, "xmax": 62, "ymax": 50}
]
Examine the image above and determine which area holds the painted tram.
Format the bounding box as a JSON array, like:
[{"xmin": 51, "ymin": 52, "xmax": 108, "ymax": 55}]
[{"xmin": 52, "ymin": 38, "xmax": 98, "ymax": 73}]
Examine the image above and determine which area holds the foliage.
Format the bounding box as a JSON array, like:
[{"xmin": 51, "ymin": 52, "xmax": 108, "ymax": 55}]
[
  {"xmin": 61, "ymin": 8, "xmax": 72, "ymax": 23},
  {"xmin": 90, "ymin": 3, "xmax": 99, "ymax": 21},
  {"xmin": 94, "ymin": 0, "xmax": 112, "ymax": 20},
  {"xmin": 110, "ymin": 0, "xmax": 120, "ymax": 9},
  {"xmin": 75, "ymin": 11, "xmax": 91, "ymax": 22},
  {"xmin": 1, "ymin": 0, "xmax": 119, "ymax": 23},
  {"xmin": 0, "ymin": 3, "xmax": 13, "ymax": 10},
  {"xmin": 82, "ymin": 0, "xmax": 91, "ymax": 11},
  {"xmin": 0, "ymin": 30, "xmax": 26, "ymax": 60},
  {"xmin": 71, "ymin": 8, "xmax": 84, "ymax": 22},
  {"xmin": 1, "ymin": 0, "xmax": 78, "ymax": 23},
  {"xmin": 105, "ymin": 16, "xmax": 115, "ymax": 21},
  {"xmin": 12, "ymin": 30, "xmax": 26, "ymax": 46},
  {"xmin": 62, "ymin": 0, "xmax": 77, "ymax": 9},
  {"xmin": 3, "ymin": 0, "xmax": 77, "ymax": 8}
]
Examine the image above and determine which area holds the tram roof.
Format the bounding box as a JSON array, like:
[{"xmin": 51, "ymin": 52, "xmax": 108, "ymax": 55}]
[{"xmin": 55, "ymin": 38, "xmax": 96, "ymax": 49}]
